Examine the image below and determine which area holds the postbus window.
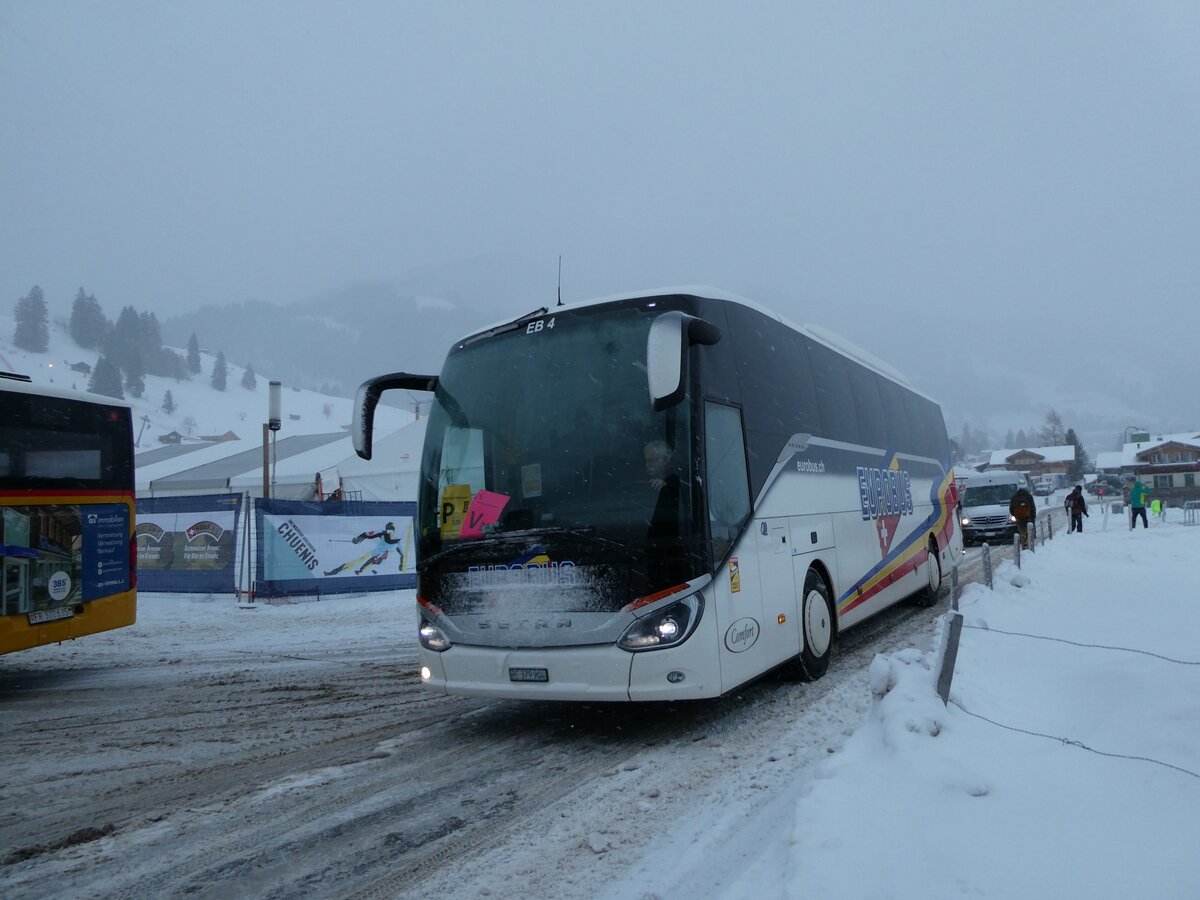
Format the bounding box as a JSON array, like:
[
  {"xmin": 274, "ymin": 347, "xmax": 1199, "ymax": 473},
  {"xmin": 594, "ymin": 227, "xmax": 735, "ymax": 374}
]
[{"xmin": 25, "ymin": 449, "xmax": 103, "ymax": 480}]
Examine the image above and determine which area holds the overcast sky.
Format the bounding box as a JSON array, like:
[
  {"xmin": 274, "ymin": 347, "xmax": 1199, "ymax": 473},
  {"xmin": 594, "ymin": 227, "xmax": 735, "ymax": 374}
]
[{"xmin": 3, "ymin": 1, "xmax": 1199, "ymax": 437}]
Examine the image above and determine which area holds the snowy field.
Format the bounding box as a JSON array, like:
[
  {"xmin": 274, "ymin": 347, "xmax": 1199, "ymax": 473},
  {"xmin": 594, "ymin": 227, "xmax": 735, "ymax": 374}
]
[{"xmin": 2, "ymin": 509, "xmax": 1198, "ymax": 899}]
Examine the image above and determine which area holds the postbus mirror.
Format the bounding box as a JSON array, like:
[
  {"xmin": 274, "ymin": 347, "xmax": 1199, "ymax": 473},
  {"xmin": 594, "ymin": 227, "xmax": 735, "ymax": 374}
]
[
  {"xmin": 647, "ymin": 312, "xmax": 721, "ymax": 411},
  {"xmin": 353, "ymin": 372, "xmax": 438, "ymax": 459}
]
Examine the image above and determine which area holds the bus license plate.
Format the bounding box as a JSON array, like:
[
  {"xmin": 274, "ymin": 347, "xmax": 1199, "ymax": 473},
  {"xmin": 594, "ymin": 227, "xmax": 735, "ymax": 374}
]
[
  {"xmin": 509, "ymin": 667, "xmax": 549, "ymax": 683},
  {"xmin": 28, "ymin": 607, "xmax": 74, "ymax": 625}
]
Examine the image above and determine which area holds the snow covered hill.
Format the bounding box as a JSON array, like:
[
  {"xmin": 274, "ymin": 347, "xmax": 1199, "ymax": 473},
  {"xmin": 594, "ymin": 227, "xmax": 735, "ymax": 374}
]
[{"xmin": 0, "ymin": 313, "xmax": 413, "ymax": 456}]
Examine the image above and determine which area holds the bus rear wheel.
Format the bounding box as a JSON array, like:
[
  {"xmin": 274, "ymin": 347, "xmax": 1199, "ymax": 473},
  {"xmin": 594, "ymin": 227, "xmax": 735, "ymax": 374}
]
[
  {"xmin": 792, "ymin": 567, "xmax": 834, "ymax": 682},
  {"xmin": 915, "ymin": 539, "xmax": 941, "ymax": 608}
]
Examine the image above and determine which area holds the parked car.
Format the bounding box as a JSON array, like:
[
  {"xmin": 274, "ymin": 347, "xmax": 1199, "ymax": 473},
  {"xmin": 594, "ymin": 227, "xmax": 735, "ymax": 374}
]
[{"xmin": 1087, "ymin": 478, "xmax": 1125, "ymax": 497}]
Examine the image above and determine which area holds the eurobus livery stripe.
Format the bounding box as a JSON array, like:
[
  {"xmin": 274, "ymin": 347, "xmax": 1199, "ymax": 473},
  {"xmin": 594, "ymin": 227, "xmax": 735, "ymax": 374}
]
[{"xmin": 837, "ymin": 466, "xmax": 957, "ymax": 614}]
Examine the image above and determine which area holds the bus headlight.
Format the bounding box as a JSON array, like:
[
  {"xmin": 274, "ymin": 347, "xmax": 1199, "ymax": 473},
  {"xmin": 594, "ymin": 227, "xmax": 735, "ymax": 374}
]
[
  {"xmin": 618, "ymin": 594, "xmax": 703, "ymax": 652},
  {"xmin": 419, "ymin": 622, "xmax": 451, "ymax": 652}
]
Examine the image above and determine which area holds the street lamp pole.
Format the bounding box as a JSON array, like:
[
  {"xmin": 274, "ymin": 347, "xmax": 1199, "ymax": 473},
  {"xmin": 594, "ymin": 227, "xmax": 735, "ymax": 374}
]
[{"xmin": 264, "ymin": 381, "xmax": 281, "ymax": 498}]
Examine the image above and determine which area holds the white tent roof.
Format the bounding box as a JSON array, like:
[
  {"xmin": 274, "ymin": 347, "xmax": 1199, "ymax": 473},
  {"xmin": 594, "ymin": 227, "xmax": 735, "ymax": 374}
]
[{"xmin": 330, "ymin": 417, "xmax": 428, "ymax": 502}]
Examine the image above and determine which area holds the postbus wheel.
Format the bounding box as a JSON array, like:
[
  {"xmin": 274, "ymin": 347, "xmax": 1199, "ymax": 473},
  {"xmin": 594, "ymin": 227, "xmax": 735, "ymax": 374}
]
[
  {"xmin": 915, "ymin": 538, "xmax": 941, "ymax": 608},
  {"xmin": 792, "ymin": 567, "xmax": 834, "ymax": 682}
]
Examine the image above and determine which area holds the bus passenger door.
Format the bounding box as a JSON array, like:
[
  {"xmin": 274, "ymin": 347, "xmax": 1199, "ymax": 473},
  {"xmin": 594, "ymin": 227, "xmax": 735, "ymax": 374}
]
[
  {"xmin": 4, "ymin": 559, "xmax": 29, "ymax": 615},
  {"xmin": 704, "ymin": 401, "xmax": 765, "ymax": 691}
]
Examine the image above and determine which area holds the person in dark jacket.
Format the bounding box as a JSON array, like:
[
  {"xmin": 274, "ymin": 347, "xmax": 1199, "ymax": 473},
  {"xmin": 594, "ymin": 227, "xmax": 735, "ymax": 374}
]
[
  {"xmin": 1010, "ymin": 486, "xmax": 1037, "ymax": 549},
  {"xmin": 1066, "ymin": 485, "xmax": 1089, "ymax": 533}
]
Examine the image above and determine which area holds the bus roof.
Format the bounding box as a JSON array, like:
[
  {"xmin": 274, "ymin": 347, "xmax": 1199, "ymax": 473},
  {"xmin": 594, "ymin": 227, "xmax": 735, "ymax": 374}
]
[
  {"xmin": 455, "ymin": 285, "xmax": 918, "ymax": 393},
  {"xmin": 0, "ymin": 373, "xmax": 133, "ymax": 410}
]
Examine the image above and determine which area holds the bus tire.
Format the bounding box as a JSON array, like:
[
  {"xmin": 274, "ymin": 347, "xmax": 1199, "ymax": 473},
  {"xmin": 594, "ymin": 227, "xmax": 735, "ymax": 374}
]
[
  {"xmin": 915, "ymin": 539, "xmax": 941, "ymax": 608},
  {"xmin": 794, "ymin": 567, "xmax": 835, "ymax": 682}
]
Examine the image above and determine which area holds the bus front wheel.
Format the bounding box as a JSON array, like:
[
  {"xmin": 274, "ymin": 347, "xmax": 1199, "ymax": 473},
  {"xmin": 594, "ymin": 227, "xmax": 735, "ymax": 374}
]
[{"xmin": 794, "ymin": 568, "xmax": 834, "ymax": 682}]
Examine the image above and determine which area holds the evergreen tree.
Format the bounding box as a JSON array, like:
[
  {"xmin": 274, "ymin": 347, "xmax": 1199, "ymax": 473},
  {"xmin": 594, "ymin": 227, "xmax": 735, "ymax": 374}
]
[
  {"xmin": 1015, "ymin": 429, "xmax": 1029, "ymax": 447},
  {"xmin": 240, "ymin": 362, "xmax": 257, "ymax": 390},
  {"xmin": 186, "ymin": 333, "xmax": 202, "ymax": 374},
  {"xmin": 13, "ymin": 285, "xmax": 50, "ymax": 352},
  {"xmin": 88, "ymin": 356, "xmax": 125, "ymax": 399},
  {"xmin": 104, "ymin": 306, "xmax": 142, "ymax": 376},
  {"xmin": 124, "ymin": 345, "xmax": 146, "ymax": 399},
  {"xmin": 139, "ymin": 310, "xmax": 173, "ymax": 376},
  {"xmin": 1005, "ymin": 429, "xmax": 1015, "ymax": 448},
  {"xmin": 165, "ymin": 349, "xmax": 188, "ymax": 381},
  {"xmin": 211, "ymin": 351, "xmax": 227, "ymax": 391},
  {"xmin": 69, "ymin": 288, "xmax": 109, "ymax": 349},
  {"xmin": 1066, "ymin": 428, "xmax": 1091, "ymax": 482},
  {"xmin": 162, "ymin": 389, "xmax": 176, "ymax": 414}
]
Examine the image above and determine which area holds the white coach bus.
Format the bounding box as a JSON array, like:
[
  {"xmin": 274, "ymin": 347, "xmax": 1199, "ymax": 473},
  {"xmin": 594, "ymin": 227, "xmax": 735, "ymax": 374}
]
[{"xmin": 354, "ymin": 287, "xmax": 961, "ymax": 701}]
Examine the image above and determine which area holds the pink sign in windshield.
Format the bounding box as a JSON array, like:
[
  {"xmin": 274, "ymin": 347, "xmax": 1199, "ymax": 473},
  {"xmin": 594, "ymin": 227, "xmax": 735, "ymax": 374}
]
[{"xmin": 458, "ymin": 490, "xmax": 511, "ymax": 539}]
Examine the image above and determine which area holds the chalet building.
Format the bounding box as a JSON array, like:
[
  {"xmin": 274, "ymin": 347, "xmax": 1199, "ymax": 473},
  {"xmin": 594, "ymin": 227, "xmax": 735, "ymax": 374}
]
[
  {"xmin": 1096, "ymin": 431, "xmax": 1200, "ymax": 504},
  {"xmin": 974, "ymin": 445, "xmax": 1075, "ymax": 482}
]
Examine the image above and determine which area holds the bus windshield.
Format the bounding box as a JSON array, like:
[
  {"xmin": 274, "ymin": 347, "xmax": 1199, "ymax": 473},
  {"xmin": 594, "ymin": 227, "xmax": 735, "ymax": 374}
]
[{"xmin": 416, "ymin": 303, "xmax": 701, "ymax": 610}]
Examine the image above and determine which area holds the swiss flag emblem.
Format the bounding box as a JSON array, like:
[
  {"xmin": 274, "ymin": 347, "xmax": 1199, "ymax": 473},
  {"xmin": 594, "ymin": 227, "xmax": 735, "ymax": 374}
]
[{"xmin": 876, "ymin": 512, "xmax": 900, "ymax": 558}]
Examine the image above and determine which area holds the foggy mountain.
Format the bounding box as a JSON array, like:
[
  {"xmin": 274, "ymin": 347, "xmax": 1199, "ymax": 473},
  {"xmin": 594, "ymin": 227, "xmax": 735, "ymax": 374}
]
[
  {"xmin": 162, "ymin": 261, "xmax": 1176, "ymax": 463},
  {"xmin": 161, "ymin": 255, "xmax": 563, "ymax": 398}
]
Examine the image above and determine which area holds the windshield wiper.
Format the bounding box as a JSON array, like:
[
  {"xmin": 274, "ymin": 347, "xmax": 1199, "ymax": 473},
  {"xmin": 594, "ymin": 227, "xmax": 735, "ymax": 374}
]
[{"xmin": 416, "ymin": 525, "xmax": 632, "ymax": 572}]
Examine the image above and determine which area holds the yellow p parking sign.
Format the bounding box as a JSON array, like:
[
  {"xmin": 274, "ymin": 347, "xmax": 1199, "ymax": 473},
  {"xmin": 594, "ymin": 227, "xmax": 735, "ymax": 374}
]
[{"xmin": 439, "ymin": 484, "xmax": 472, "ymax": 539}]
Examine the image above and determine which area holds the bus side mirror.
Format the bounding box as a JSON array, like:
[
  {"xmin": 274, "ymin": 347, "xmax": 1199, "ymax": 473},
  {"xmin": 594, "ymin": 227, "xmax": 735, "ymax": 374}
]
[
  {"xmin": 353, "ymin": 372, "xmax": 438, "ymax": 459},
  {"xmin": 647, "ymin": 312, "xmax": 721, "ymax": 412}
]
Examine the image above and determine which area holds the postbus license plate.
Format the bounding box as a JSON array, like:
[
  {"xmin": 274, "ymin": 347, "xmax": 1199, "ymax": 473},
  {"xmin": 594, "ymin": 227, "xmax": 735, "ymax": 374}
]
[
  {"xmin": 509, "ymin": 667, "xmax": 549, "ymax": 683},
  {"xmin": 28, "ymin": 607, "xmax": 74, "ymax": 625}
]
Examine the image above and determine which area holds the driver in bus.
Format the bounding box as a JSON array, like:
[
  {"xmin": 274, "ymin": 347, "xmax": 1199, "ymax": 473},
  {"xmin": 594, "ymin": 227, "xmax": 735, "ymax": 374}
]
[{"xmin": 644, "ymin": 440, "xmax": 682, "ymax": 538}]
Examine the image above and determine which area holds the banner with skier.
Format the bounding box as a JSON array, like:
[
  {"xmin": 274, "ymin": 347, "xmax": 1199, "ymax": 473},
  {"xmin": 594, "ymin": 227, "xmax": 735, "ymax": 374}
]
[{"xmin": 254, "ymin": 498, "xmax": 416, "ymax": 598}]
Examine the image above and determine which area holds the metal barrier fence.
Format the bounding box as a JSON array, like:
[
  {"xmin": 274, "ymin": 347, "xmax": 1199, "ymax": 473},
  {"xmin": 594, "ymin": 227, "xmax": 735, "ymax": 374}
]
[{"xmin": 1185, "ymin": 500, "xmax": 1200, "ymax": 526}]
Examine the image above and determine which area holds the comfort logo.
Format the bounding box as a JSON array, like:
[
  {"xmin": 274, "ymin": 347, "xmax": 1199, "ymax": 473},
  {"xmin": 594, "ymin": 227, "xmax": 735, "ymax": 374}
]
[{"xmin": 724, "ymin": 617, "xmax": 760, "ymax": 652}]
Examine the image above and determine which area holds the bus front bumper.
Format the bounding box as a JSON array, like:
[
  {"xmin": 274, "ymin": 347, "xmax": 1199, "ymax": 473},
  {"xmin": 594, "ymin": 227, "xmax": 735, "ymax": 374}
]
[{"xmin": 417, "ymin": 638, "xmax": 718, "ymax": 702}]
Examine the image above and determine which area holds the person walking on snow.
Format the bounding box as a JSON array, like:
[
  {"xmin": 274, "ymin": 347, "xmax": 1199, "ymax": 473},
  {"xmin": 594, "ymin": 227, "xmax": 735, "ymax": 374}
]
[
  {"xmin": 1066, "ymin": 485, "xmax": 1089, "ymax": 533},
  {"xmin": 1010, "ymin": 485, "xmax": 1037, "ymax": 549},
  {"xmin": 1129, "ymin": 480, "xmax": 1151, "ymax": 530}
]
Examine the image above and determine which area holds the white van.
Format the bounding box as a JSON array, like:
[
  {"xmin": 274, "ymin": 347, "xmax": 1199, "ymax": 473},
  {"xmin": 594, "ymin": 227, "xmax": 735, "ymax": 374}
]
[{"xmin": 959, "ymin": 471, "xmax": 1033, "ymax": 546}]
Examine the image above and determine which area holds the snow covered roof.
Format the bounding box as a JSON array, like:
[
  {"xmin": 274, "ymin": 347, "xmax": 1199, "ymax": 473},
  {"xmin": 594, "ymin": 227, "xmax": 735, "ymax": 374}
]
[
  {"xmin": 146, "ymin": 431, "xmax": 345, "ymax": 494},
  {"xmin": 1096, "ymin": 430, "xmax": 1200, "ymax": 470},
  {"xmin": 986, "ymin": 445, "xmax": 1075, "ymax": 467}
]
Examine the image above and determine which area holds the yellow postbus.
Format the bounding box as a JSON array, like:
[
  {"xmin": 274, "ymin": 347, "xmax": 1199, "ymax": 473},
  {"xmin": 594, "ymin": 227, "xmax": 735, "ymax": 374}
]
[{"xmin": 1, "ymin": 372, "xmax": 136, "ymax": 654}]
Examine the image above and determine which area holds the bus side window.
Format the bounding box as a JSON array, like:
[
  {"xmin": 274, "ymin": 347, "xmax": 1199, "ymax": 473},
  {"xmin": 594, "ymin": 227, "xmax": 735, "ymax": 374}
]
[{"xmin": 705, "ymin": 401, "xmax": 751, "ymax": 561}]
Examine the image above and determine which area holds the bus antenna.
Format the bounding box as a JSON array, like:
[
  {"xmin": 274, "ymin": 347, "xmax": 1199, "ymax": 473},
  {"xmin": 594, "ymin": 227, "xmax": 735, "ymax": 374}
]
[{"xmin": 557, "ymin": 255, "xmax": 563, "ymax": 307}]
